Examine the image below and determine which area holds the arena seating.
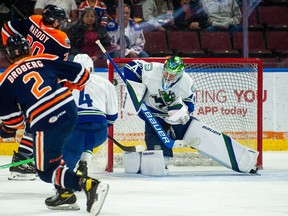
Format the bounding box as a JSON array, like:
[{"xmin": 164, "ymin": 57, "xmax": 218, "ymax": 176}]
[
  {"xmin": 0, "ymin": 3, "xmax": 287, "ymax": 68},
  {"xmin": 143, "ymin": 31, "xmax": 172, "ymax": 57},
  {"xmin": 258, "ymin": 6, "xmax": 288, "ymax": 30},
  {"xmin": 233, "ymin": 31, "xmax": 273, "ymax": 57},
  {"xmin": 200, "ymin": 31, "xmax": 240, "ymax": 57},
  {"xmin": 167, "ymin": 31, "xmax": 205, "ymax": 57}
]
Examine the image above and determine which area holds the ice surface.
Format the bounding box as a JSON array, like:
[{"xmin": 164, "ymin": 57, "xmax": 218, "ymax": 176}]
[{"xmin": 0, "ymin": 152, "xmax": 288, "ymax": 216}]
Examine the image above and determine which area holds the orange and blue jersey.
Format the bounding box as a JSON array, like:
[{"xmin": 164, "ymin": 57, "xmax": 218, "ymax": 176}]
[
  {"xmin": 0, "ymin": 54, "xmax": 90, "ymax": 132},
  {"xmin": 79, "ymin": 0, "xmax": 107, "ymax": 21},
  {"xmin": 1, "ymin": 15, "xmax": 70, "ymax": 61}
]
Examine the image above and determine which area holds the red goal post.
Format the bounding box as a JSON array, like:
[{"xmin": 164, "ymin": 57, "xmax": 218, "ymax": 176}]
[{"xmin": 105, "ymin": 57, "xmax": 263, "ymax": 172}]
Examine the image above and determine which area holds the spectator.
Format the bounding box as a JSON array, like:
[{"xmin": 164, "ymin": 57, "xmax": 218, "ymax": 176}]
[
  {"xmin": 201, "ymin": 0, "xmax": 242, "ymax": 32},
  {"xmin": 66, "ymin": 7, "xmax": 117, "ymax": 61},
  {"xmin": 34, "ymin": 0, "xmax": 78, "ymax": 25},
  {"xmin": 136, "ymin": 0, "xmax": 174, "ymax": 32},
  {"xmin": 105, "ymin": 3, "xmax": 149, "ymax": 58},
  {"xmin": 78, "ymin": 0, "xmax": 107, "ymax": 25},
  {"xmin": 103, "ymin": 0, "xmax": 138, "ymax": 19},
  {"xmin": 173, "ymin": 0, "xmax": 209, "ymax": 31}
]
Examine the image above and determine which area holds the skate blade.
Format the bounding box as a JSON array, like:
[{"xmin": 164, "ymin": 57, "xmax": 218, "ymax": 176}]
[
  {"xmin": 8, "ymin": 172, "xmax": 36, "ymax": 181},
  {"xmin": 90, "ymin": 183, "xmax": 109, "ymax": 216},
  {"xmin": 47, "ymin": 203, "xmax": 80, "ymax": 211}
]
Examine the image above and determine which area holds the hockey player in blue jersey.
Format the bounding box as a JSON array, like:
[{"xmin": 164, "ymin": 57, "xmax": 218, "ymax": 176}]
[
  {"xmin": 63, "ymin": 54, "xmax": 118, "ymax": 173},
  {"xmin": 45, "ymin": 54, "xmax": 118, "ymax": 210},
  {"xmin": 1, "ymin": 4, "xmax": 71, "ymax": 180},
  {"xmin": 0, "ymin": 35, "xmax": 109, "ymax": 215}
]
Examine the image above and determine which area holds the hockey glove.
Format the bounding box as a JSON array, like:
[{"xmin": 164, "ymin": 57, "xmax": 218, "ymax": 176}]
[
  {"xmin": 165, "ymin": 98, "xmax": 190, "ymax": 125},
  {"xmin": 0, "ymin": 123, "xmax": 17, "ymax": 138}
]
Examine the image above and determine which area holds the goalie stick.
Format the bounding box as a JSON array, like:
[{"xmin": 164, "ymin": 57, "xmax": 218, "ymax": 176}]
[
  {"xmin": 108, "ymin": 135, "xmax": 145, "ymax": 152},
  {"xmin": 0, "ymin": 158, "xmax": 34, "ymax": 169},
  {"xmin": 96, "ymin": 40, "xmax": 187, "ymax": 149}
]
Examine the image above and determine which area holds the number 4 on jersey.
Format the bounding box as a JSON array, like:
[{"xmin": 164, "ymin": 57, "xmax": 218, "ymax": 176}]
[{"xmin": 79, "ymin": 90, "xmax": 93, "ymax": 107}]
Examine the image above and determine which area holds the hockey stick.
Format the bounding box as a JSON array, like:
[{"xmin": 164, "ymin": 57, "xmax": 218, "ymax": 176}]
[
  {"xmin": 96, "ymin": 40, "xmax": 185, "ymax": 149},
  {"xmin": 107, "ymin": 135, "xmax": 145, "ymax": 152},
  {"xmin": 0, "ymin": 158, "xmax": 34, "ymax": 169}
]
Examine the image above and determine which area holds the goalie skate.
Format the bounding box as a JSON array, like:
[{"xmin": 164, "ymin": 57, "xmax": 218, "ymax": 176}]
[
  {"xmin": 8, "ymin": 151, "xmax": 36, "ymax": 181},
  {"xmin": 79, "ymin": 177, "xmax": 109, "ymax": 215},
  {"xmin": 45, "ymin": 189, "xmax": 80, "ymax": 211}
]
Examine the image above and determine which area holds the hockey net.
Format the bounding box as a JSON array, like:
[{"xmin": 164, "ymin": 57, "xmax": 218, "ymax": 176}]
[{"xmin": 92, "ymin": 58, "xmax": 263, "ymax": 172}]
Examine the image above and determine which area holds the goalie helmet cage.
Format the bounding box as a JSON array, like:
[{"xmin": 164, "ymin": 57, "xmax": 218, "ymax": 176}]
[{"xmin": 105, "ymin": 58, "xmax": 263, "ymax": 172}]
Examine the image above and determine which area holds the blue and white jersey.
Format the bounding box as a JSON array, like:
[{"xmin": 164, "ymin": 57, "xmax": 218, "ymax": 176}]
[
  {"xmin": 72, "ymin": 74, "xmax": 118, "ymax": 126},
  {"xmin": 105, "ymin": 19, "xmax": 145, "ymax": 56},
  {"xmin": 124, "ymin": 60, "xmax": 195, "ymax": 124}
]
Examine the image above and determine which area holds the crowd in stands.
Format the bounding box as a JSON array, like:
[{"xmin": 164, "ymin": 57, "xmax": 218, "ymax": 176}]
[{"xmin": 0, "ymin": 0, "xmax": 287, "ymax": 67}]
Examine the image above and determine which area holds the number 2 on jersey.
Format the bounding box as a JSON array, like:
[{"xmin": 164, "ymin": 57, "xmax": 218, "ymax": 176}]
[{"xmin": 23, "ymin": 72, "xmax": 51, "ymax": 99}]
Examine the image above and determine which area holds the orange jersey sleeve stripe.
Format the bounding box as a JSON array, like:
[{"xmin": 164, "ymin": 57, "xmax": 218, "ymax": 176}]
[
  {"xmin": 1, "ymin": 23, "xmax": 13, "ymax": 45},
  {"xmin": 77, "ymin": 69, "xmax": 90, "ymax": 88},
  {"xmin": 2, "ymin": 116, "xmax": 25, "ymax": 129}
]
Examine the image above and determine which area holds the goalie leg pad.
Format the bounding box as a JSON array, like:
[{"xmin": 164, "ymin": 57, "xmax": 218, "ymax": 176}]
[
  {"xmin": 237, "ymin": 147, "xmax": 259, "ymax": 173},
  {"xmin": 140, "ymin": 150, "xmax": 167, "ymax": 176},
  {"xmin": 183, "ymin": 120, "xmax": 259, "ymax": 173},
  {"xmin": 123, "ymin": 152, "xmax": 141, "ymax": 174}
]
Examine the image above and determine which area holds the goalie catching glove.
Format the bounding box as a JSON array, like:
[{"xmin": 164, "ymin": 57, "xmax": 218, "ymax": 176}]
[
  {"xmin": 0, "ymin": 123, "xmax": 17, "ymax": 138},
  {"xmin": 164, "ymin": 96, "xmax": 190, "ymax": 125}
]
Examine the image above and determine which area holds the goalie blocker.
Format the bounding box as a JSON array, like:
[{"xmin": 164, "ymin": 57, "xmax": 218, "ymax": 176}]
[{"xmin": 182, "ymin": 118, "xmax": 259, "ymax": 173}]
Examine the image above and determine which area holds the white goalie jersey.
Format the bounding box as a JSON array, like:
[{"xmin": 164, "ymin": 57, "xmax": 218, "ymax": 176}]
[
  {"xmin": 72, "ymin": 74, "xmax": 118, "ymax": 125},
  {"xmin": 141, "ymin": 62, "xmax": 195, "ymax": 115}
]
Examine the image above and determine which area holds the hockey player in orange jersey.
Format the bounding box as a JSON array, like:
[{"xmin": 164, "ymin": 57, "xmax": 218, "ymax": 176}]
[
  {"xmin": 0, "ymin": 35, "xmax": 109, "ymax": 215},
  {"xmin": 1, "ymin": 4, "xmax": 70, "ymax": 61},
  {"xmin": 1, "ymin": 5, "xmax": 71, "ymax": 181}
]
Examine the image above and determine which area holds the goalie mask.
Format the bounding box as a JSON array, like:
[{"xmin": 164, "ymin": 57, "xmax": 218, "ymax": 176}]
[
  {"xmin": 42, "ymin": 4, "xmax": 67, "ymax": 29},
  {"xmin": 73, "ymin": 54, "xmax": 94, "ymax": 73},
  {"xmin": 162, "ymin": 56, "xmax": 184, "ymax": 90}
]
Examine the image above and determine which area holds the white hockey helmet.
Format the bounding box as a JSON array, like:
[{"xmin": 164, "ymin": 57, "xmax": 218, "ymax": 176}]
[{"xmin": 73, "ymin": 54, "xmax": 94, "ymax": 73}]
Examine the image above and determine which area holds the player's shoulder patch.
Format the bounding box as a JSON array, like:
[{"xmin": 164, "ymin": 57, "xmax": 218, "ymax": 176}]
[{"xmin": 47, "ymin": 29, "xmax": 71, "ymax": 48}]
